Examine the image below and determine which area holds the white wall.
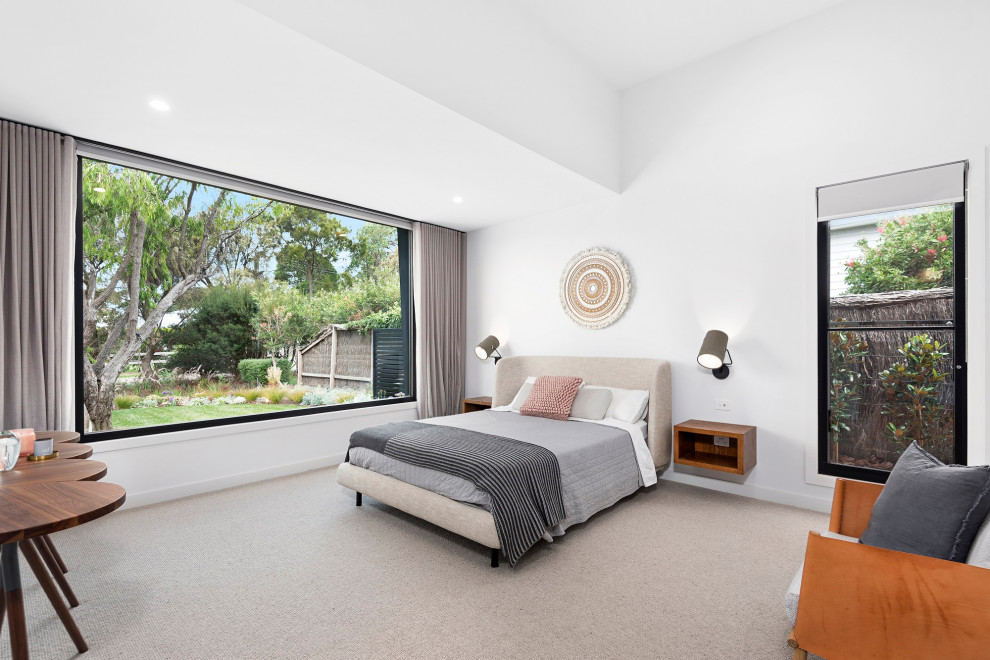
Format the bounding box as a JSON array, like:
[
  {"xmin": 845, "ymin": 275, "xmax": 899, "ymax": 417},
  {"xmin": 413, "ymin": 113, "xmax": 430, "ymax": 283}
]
[
  {"xmin": 94, "ymin": 403, "xmax": 417, "ymax": 509},
  {"xmin": 466, "ymin": 0, "xmax": 990, "ymax": 511},
  {"xmin": 236, "ymin": 0, "xmax": 622, "ymax": 192}
]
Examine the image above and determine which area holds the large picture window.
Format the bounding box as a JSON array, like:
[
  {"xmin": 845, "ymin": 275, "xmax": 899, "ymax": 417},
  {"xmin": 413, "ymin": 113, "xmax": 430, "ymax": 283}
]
[
  {"xmin": 817, "ymin": 162, "xmax": 967, "ymax": 482},
  {"xmin": 79, "ymin": 154, "xmax": 413, "ymax": 439}
]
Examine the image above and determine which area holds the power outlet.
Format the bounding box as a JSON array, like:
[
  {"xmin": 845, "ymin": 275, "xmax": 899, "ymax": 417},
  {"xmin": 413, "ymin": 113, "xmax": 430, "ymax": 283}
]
[{"xmin": 714, "ymin": 399, "xmax": 731, "ymax": 411}]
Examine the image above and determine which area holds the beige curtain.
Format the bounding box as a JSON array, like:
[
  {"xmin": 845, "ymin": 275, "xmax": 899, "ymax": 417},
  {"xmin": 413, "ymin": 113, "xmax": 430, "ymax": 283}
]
[
  {"xmin": 0, "ymin": 121, "xmax": 76, "ymax": 430},
  {"xmin": 414, "ymin": 222, "xmax": 466, "ymax": 418}
]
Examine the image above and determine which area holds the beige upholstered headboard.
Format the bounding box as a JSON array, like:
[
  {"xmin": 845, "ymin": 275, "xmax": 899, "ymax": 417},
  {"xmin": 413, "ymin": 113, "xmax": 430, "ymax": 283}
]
[{"xmin": 493, "ymin": 356, "xmax": 673, "ymax": 471}]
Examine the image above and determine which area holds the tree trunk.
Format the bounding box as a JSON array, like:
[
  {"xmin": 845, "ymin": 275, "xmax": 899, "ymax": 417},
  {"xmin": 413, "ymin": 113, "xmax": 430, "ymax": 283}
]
[
  {"xmin": 140, "ymin": 336, "xmax": 158, "ymax": 379},
  {"xmin": 82, "ymin": 377, "xmax": 116, "ymax": 432},
  {"xmin": 87, "ymin": 389, "xmax": 116, "ymax": 431}
]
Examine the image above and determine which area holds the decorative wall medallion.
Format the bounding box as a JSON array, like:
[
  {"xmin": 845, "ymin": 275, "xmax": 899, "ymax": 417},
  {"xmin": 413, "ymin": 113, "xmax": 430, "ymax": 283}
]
[{"xmin": 559, "ymin": 247, "xmax": 632, "ymax": 329}]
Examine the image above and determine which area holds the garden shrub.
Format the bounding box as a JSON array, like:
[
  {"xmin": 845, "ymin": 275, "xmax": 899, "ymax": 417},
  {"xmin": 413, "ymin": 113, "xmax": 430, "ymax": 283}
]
[
  {"xmin": 286, "ymin": 389, "xmax": 307, "ymax": 404},
  {"xmin": 828, "ymin": 327, "xmax": 869, "ymax": 459},
  {"xmin": 238, "ymin": 358, "xmax": 292, "ymax": 385},
  {"xmin": 241, "ymin": 389, "xmax": 262, "ymax": 403},
  {"xmin": 259, "ymin": 387, "xmax": 287, "ymax": 404},
  {"xmin": 166, "ymin": 286, "xmax": 259, "ymax": 373},
  {"xmin": 300, "ymin": 388, "xmax": 371, "ymax": 407},
  {"xmin": 880, "ymin": 333, "xmax": 952, "ymax": 457},
  {"xmin": 844, "ymin": 207, "xmax": 953, "ymax": 294},
  {"xmin": 114, "ymin": 394, "xmax": 141, "ymax": 410}
]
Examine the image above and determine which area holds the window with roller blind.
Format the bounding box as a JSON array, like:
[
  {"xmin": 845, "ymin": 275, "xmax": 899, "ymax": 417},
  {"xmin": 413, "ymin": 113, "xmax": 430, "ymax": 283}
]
[{"xmin": 817, "ymin": 162, "xmax": 967, "ymax": 482}]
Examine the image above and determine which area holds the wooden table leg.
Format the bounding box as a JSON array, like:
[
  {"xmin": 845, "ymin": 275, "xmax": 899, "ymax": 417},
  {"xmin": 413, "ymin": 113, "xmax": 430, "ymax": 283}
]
[
  {"xmin": 19, "ymin": 540, "xmax": 87, "ymax": 654},
  {"xmin": 39, "ymin": 536, "xmax": 68, "ymax": 574},
  {"xmin": 29, "ymin": 539, "xmax": 77, "ymax": 607},
  {"xmin": 0, "ymin": 569, "xmax": 5, "ymax": 637},
  {"xmin": 2, "ymin": 542, "xmax": 29, "ymax": 660}
]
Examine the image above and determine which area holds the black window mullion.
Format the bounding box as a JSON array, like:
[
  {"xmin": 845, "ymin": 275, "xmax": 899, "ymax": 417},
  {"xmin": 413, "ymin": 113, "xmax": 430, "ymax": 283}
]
[{"xmin": 952, "ymin": 200, "xmax": 967, "ymax": 465}]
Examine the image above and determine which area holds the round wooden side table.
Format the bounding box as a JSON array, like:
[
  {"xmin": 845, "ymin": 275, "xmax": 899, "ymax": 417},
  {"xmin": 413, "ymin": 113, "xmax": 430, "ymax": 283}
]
[
  {"xmin": 0, "ymin": 482, "xmax": 125, "ymax": 660},
  {"xmin": 35, "ymin": 431, "xmax": 81, "ymax": 445},
  {"xmin": 0, "ymin": 460, "xmax": 107, "ymax": 487}
]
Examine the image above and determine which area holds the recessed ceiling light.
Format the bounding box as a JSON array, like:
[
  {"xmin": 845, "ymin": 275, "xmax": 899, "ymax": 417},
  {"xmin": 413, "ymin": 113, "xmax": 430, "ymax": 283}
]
[
  {"xmin": 149, "ymin": 98, "xmax": 170, "ymax": 112},
  {"xmin": 452, "ymin": 196, "xmax": 464, "ymax": 204},
  {"xmin": 93, "ymin": 187, "xmax": 106, "ymax": 193}
]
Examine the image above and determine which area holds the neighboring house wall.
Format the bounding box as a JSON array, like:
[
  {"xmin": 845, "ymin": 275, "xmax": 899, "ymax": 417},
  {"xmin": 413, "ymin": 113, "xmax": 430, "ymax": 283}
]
[
  {"xmin": 465, "ymin": 0, "xmax": 990, "ymax": 512},
  {"xmin": 829, "ymin": 221, "xmax": 881, "ymax": 297}
]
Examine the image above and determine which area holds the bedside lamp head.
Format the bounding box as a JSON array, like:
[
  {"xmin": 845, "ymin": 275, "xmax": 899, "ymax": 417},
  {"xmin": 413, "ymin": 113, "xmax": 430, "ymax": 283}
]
[
  {"xmin": 475, "ymin": 335, "xmax": 502, "ymax": 364},
  {"xmin": 698, "ymin": 330, "xmax": 732, "ymax": 379}
]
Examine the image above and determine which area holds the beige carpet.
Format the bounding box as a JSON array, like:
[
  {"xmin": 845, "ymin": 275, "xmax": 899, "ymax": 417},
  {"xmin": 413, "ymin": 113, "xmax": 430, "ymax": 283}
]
[{"xmin": 1, "ymin": 468, "xmax": 827, "ymax": 659}]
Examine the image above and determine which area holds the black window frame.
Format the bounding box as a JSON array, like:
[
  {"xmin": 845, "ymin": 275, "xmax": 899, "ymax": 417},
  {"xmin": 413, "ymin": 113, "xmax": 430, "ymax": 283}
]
[
  {"xmin": 817, "ymin": 195, "xmax": 967, "ymax": 484},
  {"xmin": 75, "ymin": 146, "xmax": 416, "ymax": 443}
]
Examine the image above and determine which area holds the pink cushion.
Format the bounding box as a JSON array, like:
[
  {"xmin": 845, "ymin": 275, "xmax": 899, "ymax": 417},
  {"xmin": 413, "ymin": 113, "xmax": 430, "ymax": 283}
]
[{"xmin": 520, "ymin": 376, "xmax": 582, "ymax": 421}]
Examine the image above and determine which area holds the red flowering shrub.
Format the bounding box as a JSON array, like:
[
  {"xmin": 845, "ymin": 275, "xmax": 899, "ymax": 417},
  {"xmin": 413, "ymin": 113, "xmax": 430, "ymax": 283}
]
[{"xmin": 844, "ymin": 206, "xmax": 953, "ymax": 294}]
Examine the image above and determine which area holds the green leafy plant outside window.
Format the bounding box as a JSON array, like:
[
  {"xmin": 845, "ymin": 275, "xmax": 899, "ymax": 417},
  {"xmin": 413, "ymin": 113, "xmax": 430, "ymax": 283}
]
[
  {"xmin": 828, "ymin": 327, "xmax": 869, "ymax": 461},
  {"xmin": 879, "ymin": 334, "xmax": 951, "ymax": 457}
]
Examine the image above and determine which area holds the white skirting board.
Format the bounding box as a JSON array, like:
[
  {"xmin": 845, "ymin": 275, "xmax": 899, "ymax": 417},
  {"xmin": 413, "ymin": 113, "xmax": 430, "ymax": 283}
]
[{"xmin": 118, "ymin": 453, "xmax": 347, "ymax": 510}]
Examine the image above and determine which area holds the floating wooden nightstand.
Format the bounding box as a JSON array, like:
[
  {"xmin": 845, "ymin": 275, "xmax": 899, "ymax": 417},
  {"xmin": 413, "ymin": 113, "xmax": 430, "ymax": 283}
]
[
  {"xmin": 674, "ymin": 420, "xmax": 756, "ymax": 475},
  {"xmin": 462, "ymin": 396, "xmax": 493, "ymax": 414}
]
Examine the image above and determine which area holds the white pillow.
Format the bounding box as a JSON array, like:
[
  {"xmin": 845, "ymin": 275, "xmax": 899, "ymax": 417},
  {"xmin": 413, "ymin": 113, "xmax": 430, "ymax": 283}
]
[
  {"xmin": 586, "ymin": 385, "xmax": 650, "ymax": 423},
  {"xmin": 569, "ymin": 387, "xmax": 613, "ymax": 421},
  {"xmin": 966, "ymin": 512, "xmax": 990, "ymax": 568},
  {"xmin": 508, "ymin": 376, "xmax": 537, "ymax": 411}
]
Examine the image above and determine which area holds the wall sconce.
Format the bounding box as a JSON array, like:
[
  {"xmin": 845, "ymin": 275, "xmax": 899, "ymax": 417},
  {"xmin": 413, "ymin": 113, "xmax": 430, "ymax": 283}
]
[
  {"xmin": 475, "ymin": 335, "xmax": 502, "ymax": 364},
  {"xmin": 698, "ymin": 330, "xmax": 732, "ymax": 379}
]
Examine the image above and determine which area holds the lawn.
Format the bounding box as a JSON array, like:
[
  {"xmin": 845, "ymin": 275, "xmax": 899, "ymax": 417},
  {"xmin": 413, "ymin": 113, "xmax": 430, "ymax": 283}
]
[{"xmin": 111, "ymin": 403, "xmax": 301, "ymax": 429}]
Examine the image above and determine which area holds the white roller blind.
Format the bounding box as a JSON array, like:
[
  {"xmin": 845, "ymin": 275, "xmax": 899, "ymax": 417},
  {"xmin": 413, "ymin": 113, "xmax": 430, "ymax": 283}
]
[{"xmin": 817, "ymin": 161, "xmax": 966, "ymax": 221}]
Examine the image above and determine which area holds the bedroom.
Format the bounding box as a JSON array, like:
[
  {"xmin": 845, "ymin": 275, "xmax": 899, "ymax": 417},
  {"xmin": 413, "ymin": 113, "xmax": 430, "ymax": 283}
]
[{"xmin": 1, "ymin": 0, "xmax": 988, "ymax": 658}]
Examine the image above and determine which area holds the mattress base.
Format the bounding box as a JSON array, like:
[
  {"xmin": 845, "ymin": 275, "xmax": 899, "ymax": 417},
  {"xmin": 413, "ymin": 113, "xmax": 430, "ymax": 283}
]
[{"xmin": 336, "ymin": 462, "xmax": 500, "ymax": 550}]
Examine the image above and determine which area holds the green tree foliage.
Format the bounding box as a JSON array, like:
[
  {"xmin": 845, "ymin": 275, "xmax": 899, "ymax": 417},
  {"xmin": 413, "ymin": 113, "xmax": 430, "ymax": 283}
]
[
  {"xmin": 828, "ymin": 327, "xmax": 869, "ymax": 460},
  {"xmin": 879, "ymin": 334, "xmax": 952, "ymax": 458},
  {"xmin": 348, "ymin": 224, "xmax": 398, "ymax": 282},
  {"xmin": 82, "ymin": 160, "xmax": 274, "ymax": 430},
  {"xmin": 327, "ymin": 272, "xmax": 402, "ymax": 332},
  {"xmin": 165, "ymin": 287, "xmax": 258, "ymax": 373},
  {"xmin": 273, "ymin": 206, "xmax": 353, "ymax": 297},
  {"xmin": 843, "ymin": 207, "xmax": 953, "ymax": 294},
  {"xmin": 252, "ymin": 283, "xmax": 302, "ymax": 364}
]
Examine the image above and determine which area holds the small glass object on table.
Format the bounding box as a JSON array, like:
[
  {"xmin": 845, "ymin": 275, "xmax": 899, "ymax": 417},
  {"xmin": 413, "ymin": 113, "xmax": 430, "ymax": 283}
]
[{"xmin": 0, "ymin": 430, "xmax": 21, "ymax": 471}]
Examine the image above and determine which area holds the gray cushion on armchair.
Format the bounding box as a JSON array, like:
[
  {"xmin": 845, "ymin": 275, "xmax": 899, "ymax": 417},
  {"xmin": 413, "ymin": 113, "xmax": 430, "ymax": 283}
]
[{"xmin": 860, "ymin": 442, "xmax": 990, "ymax": 562}]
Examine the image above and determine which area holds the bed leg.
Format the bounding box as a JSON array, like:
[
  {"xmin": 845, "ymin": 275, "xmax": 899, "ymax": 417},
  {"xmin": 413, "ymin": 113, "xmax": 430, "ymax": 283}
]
[
  {"xmin": 490, "ymin": 549, "xmax": 499, "ymax": 568},
  {"xmin": 356, "ymin": 492, "xmax": 362, "ymax": 507}
]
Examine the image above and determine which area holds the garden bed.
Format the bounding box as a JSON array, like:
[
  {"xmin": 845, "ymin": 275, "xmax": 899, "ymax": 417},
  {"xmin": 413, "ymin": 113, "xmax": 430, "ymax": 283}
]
[{"xmin": 111, "ymin": 403, "xmax": 301, "ymax": 429}]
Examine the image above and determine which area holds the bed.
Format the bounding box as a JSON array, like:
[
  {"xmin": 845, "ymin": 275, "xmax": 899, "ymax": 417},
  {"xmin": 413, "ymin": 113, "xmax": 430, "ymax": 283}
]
[{"xmin": 336, "ymin": 355, "xmax": 672, "ymax": 566}]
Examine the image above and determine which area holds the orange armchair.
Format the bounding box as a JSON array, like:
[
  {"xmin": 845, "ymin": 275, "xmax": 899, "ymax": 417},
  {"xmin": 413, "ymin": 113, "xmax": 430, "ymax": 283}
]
[{"xmin": 789, "ymin": 478, "xmax": 990, "ymax": 659}]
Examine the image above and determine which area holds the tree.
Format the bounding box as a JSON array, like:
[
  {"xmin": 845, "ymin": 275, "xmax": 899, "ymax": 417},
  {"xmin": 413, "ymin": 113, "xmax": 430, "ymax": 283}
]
[
  {"xmin": 273, "ymin": 207, "xmax": 352, "ymax": 298},
  {"xmin": 348, "ymin": 223, "xmax": 397, "ymax": 282},
  {"xmin": 82, "ymin": 161, "xmax": 272, "ymax": 430},
  {"xmin": 165, "ymin": 286, "xmax": 258, "ymax": 373}
]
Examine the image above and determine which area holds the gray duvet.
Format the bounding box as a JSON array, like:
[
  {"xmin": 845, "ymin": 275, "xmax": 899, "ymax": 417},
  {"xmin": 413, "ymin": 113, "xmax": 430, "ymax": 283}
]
[{"xmin": 347, "ymin": 410, "xmax": 644, "ymax": 536}]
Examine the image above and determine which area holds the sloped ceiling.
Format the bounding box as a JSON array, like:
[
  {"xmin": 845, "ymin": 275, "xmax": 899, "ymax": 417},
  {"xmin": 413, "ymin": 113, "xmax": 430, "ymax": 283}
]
[{"xmin": 0, "ymin": 0, "xmax": 845, "ymax": 230}]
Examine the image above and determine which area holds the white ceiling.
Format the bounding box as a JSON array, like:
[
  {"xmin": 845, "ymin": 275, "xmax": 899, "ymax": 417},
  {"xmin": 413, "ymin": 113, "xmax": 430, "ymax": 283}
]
[
  {"xmin": 509, "ymin": 0, "xmax": 850, "ymax": 90},
  {"xmin": 0, "ymin": 0, "xmax": 846, "ymax": 231}
]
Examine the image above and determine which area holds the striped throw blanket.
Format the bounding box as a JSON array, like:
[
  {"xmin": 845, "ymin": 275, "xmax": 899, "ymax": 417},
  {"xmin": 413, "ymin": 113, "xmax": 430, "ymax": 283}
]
[{"xmin": 347, "ymin": 421, "xmax": 565, "ymax": 565}]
